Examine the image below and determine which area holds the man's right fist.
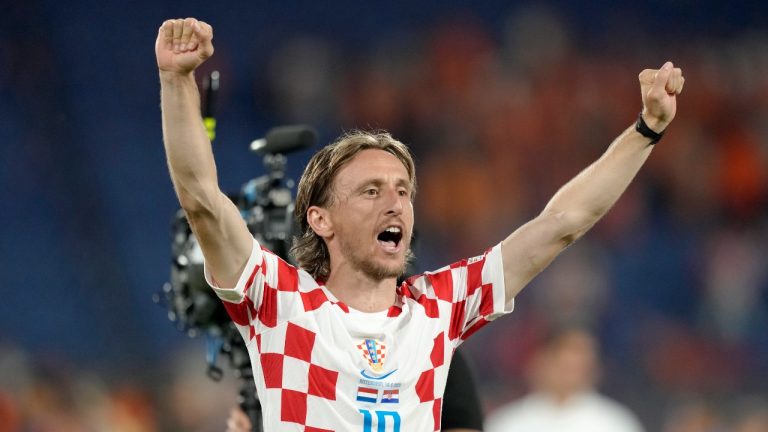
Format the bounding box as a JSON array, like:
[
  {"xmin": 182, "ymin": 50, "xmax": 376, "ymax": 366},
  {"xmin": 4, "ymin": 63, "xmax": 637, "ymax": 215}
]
[{"xmin": 156, "ymin": 18, "xmax": 214, "ymax": 75}]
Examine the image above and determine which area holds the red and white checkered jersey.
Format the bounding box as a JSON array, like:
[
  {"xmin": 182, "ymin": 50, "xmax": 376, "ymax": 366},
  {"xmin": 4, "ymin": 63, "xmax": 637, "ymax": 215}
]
[{"xmin": 205, "ymin": 239, "xmax": 513, "ymax": 431}]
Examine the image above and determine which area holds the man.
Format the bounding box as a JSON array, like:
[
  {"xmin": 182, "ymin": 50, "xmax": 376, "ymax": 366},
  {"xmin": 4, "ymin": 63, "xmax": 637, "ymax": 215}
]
[
  {"xmin": 484, "ymin": 327, "xmax": 644, "ymax": 432},
  {"xmin": 156, "ymin": 17, "xmax": 683, "ymax": 431}
]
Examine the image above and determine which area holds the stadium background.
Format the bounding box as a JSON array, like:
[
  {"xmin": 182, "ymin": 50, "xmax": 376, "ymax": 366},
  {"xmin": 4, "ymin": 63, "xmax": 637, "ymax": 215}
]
[{"xmin": 1, "ymin": 0, "xmax": 766, "ymax": 430}]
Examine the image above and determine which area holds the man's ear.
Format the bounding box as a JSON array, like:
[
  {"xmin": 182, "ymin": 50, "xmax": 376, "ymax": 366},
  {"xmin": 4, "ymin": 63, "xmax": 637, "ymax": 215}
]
[{"xmin": 307, "ymin": 206, "xmax": 333, "ymax": 239}]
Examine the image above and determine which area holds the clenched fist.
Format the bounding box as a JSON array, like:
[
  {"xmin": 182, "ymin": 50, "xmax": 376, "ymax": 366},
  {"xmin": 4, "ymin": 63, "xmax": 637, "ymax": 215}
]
[
  {"xmin": 639, "ymin": 61, "xmax": 685, "ymax": 132},
  {"xmin": 156, "ymin": 18, "xmax": 214, "ymax": 75}
]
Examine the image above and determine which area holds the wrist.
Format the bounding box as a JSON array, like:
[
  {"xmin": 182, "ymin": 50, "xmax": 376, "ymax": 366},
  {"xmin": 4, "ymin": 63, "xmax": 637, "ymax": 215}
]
[
  {"xmin": 159, "ymin": 70, "xmax": 196, "ymax": 84},
  {"xmin": 640, "ymin": 109, "xmax": 668, "ymax": 133},
  {"xmin": 635, "ymin": 112, "xmax": 665, "ymax": 145}
]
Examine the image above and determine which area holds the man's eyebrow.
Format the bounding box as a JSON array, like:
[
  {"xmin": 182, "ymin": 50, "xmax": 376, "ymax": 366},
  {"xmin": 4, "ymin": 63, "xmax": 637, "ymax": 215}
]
[
  {"xmin": 395, "ymin": 178, "xmax": 412, "ymax": 189},
  {"xmin": 352, "ymin": 177, "xmax": 414, "ymax": 192},
  {"xmin": 355, "ymin": 178, "xmax": 384, "ymax": 189},
  {"xmin": 355, "ymin": 177, "xmax": 413, "ymax": 190}
]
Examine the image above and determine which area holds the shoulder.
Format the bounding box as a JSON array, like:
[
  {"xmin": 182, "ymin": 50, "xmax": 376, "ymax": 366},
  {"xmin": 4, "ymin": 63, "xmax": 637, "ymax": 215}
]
[
  {"xmin": 484, "ymin": 396, "xmax": 543, "ymax": 432},
  {"xmin": 583, "ymin": 393, "xmax": 644, "ymax": 431},
  {"xmin": 405, "ymin": 244, "xmax": 504, "ymax": 295}
]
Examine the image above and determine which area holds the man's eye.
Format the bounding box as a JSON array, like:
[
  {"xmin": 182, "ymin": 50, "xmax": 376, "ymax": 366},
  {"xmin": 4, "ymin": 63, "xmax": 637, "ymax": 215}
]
[{"xmin": 365, "ymin": 189, "xmax": 378, "ymax": 196}]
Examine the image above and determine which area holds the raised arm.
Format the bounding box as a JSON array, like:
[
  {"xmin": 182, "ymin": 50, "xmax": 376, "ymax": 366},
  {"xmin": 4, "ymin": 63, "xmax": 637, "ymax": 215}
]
[
  {"xmin": 501, "ymin": 62, "xmax": 685, "ymax": 301},
  {"xmin": 156, "ymin": 18, "xmax": 252, "ymax": 287}
]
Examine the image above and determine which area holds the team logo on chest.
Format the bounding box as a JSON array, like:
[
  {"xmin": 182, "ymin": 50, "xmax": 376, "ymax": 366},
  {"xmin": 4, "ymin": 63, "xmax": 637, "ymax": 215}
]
[{"xmin": 357, "ymin": 338, "xmax": 387, "ymax": 372}]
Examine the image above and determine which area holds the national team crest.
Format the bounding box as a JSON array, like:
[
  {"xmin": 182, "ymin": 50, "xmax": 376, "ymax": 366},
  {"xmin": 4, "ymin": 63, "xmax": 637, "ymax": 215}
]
[{"xmin": 357, "ymin": 338, "xmax": 387, "ymax": 372}]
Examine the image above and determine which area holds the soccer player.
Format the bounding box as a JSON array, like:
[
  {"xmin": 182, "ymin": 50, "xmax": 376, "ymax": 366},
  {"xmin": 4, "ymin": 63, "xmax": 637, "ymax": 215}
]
[{"xmin": 156, "ymin": 17, "xmax": 684, "ymax": 431}]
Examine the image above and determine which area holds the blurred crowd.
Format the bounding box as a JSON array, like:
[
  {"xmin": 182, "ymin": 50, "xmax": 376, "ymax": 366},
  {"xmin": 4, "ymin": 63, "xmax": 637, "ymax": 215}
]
[
  {"xmin": 0, "ymin": 342, "xmax": 241, "ymax": 431},
  {"xmin": 2, "ymin": 4, "xmax": 767, "ymax": 432}
]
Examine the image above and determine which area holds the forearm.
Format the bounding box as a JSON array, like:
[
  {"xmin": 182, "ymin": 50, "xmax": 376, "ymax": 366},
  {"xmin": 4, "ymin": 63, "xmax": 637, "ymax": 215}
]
[
  {"xmin": 500, "ymin": 63, "xmax": 683, "ymax": 299},
  {"xmin": 542, "ymin": 124, "xmax": 654, "ymax": 241},
  {"xmin": 160, "ymin": 71, "xmax": 221, "ymax": 213}
]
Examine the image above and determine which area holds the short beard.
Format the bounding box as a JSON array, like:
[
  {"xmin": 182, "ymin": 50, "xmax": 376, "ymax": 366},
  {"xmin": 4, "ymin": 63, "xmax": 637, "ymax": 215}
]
[
  {"xmin": 358, "ymin": 250, "xmax": 414, "ymax": 281},
  {"xmin": 341, "ymin": 238, "xmax": 414, "ymax": 282}
]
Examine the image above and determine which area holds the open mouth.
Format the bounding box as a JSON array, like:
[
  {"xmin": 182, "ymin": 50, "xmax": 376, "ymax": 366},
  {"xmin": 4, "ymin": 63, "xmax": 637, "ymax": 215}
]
[{"xmin": 377, "ymin": 226, "xmax": 403, "ymax": 252}]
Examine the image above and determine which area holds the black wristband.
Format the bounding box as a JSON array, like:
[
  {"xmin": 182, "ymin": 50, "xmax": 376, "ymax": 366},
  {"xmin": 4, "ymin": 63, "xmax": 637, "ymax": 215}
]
[{"xmin": 635, "ymin": 112, "xmax": 664, "ymax": 144}]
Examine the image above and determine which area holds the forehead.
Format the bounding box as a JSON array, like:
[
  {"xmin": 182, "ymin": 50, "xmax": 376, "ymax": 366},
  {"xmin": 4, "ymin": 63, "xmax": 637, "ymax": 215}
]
[{"xmin": 334, "ymin": 149, "xmax": 410, "ymax": 186}]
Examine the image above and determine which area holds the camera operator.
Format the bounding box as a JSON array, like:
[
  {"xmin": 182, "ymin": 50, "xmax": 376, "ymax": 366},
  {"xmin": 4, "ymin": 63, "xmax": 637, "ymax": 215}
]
[{"xmin": 156, "ymin": 17, "xmax": 683, "ymax": 431}]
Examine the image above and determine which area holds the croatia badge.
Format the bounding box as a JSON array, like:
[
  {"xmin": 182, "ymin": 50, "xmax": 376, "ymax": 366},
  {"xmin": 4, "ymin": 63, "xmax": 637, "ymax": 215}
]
[{"xmin": 357, "ymin": 338, "xmax": 387, "ymax": 372}]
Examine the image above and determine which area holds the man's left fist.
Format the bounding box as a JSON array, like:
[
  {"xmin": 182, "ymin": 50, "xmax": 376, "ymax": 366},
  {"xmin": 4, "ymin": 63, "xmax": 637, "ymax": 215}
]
[{"xmin": 638, "ymin": 61, "xmax": 685, "ymax": 132}]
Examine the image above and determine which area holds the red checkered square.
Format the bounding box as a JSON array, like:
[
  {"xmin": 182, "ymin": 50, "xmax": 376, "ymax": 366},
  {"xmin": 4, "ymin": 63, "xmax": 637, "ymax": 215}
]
[
  {"xmin": 285, "ymin": 322, "xmax": 316, "ymax": 362},
  {"xmin": 415, "ymin": 294, "xmax": 439, "ymax": 318},
  {"xmin": 432, "ymin": 398, "xmax": 442, "ymax": 431},
  {"xmin": 300, "ymin": 288, "xmax": 330, "ymax": 312},
  {"xmin": 466, "ymin": 258, "xmax": 485, "ymax": 295},
  {"xmin": 307, "ymin": 364, "xmax": 338, "ymax": 400},
  {"xmin": 258, "ymin": 284, "xmax": 278, "ymax": 327},
  {"xmin": 430, "ymin": 333, "xmax": 444, "ymax": 368},
  {"xmin": 280, "ymin": 389, "xmax": 307, "ymax": 424},
  {"xmin": 387, "ymin": 304, "xmax": 402, "ymax": 317},
  {"xmin": 260, "ymin": 353, "xmax": 283, "ymax": 389},
  {"xmin": 478, "ymin": 283, "xmax": 494, "ymax": 317},
  {"xmin": 448, "ymin": 299, "xmax": 466, "ymax": 341},
  {"xmin": 221, "ymin": 294, "xmax": 257, "ymax": 327},
  {"xmin": 415, "ymin": 369, "xmax": 435, "ymax": 403},
  {"xmin": 427, "ymin": 268, "xmax": 453, "ymax": 301},
  {"xmin": 276, "ymin": 257, "xmax": 299, "ymax": 291}
]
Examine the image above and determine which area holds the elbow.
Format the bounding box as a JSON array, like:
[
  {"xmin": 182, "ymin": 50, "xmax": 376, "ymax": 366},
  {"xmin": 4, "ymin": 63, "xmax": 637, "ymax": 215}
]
[
  {"xmin": 540, "ymin": 209, "xmax": 596, "ymax": 246},
  {"xmin": 176, "ymin": 181, "xmax": 223, "ymax": 218}
]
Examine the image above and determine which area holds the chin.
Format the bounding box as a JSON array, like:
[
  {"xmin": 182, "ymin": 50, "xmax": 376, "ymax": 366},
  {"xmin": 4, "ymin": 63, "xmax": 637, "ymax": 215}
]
[{"xmin": 361, "ymin": 258, "xmax": 407, "ymax": 281}]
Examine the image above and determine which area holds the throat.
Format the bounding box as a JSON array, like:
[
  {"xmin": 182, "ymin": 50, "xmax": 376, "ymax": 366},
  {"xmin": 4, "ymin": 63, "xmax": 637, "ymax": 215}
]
[{"xmin": 324, "ymin": 271, "xmax": 398, "ymax": 313}]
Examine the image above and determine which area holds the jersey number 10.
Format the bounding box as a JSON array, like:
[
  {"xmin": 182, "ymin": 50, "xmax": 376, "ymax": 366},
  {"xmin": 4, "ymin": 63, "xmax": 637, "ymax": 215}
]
[{"xmin": 358, "ymin": 409, "xmax": 401, "ymax": 432}]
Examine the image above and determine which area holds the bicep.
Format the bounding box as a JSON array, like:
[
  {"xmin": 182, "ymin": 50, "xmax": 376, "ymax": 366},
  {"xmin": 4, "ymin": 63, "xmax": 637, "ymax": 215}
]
[
  {"xmin": 501, "ymin": 211, "xmax": 579, "ymax": 301},
  {"xmin": 186, "ymin": 190, "xmax": 254, "ymax": 288}
]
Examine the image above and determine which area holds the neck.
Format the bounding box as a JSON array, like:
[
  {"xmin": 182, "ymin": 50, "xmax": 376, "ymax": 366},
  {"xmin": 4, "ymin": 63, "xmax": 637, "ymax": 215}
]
[
  {"xmin": 538, "ymin": 386, "xmax": 588, "ymax": 406},
  {"xmin": 324, "ymin": 266, "xmax": 398, "ymax": 313}
]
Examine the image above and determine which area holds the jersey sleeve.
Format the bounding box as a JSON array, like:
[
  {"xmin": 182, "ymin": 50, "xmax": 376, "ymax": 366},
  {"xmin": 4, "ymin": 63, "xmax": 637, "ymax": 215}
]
[
  {"xmin": 410, "ymin": 242, "xmax": 514, "ymax": 346},
  {"xmin": 203, "ymin": 237, "xmax": 303, "ymax": 336},
  {"xmin": 204, "ymin": 237, "xmax": 264, "ymax": 303}
]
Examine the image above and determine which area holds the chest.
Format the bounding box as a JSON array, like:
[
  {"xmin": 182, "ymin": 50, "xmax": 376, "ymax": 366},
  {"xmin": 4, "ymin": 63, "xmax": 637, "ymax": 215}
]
[{"xmin": 253, "ymin": 302, "xmax": 452, "ymax": 404}]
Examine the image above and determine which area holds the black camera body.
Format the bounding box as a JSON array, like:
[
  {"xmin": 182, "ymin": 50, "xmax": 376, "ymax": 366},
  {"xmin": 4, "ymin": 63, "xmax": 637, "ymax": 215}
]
[{"xmin": 166, "ymin": 152, "xmax": 297, "ymax": 337}]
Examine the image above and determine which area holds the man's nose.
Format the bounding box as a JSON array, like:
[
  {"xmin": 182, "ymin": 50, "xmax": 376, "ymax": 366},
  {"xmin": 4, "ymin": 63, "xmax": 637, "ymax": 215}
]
[{"xmin": 384, "ymin": 188, "xmax": 404, "ymax": 215}]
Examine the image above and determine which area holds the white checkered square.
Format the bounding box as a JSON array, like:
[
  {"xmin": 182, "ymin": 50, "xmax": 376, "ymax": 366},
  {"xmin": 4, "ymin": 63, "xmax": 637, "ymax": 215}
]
[
  {"xmin": 258, "ymin": 324, "xmax": 288, "ymax": 354},
  {"xmin": 304, "ymin": 393, "xmax": 344, "ymax": 431},
  {"xmin": 276, "ymin": 290, "xmax": 304, "ymax": 320},
  {"xmin": 282, "ymin": 356, "xmax": 310, "ymax": 393},
  {"xmin": 450, "ymin": 266, "xmax": 466, "ymax": 303}
]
